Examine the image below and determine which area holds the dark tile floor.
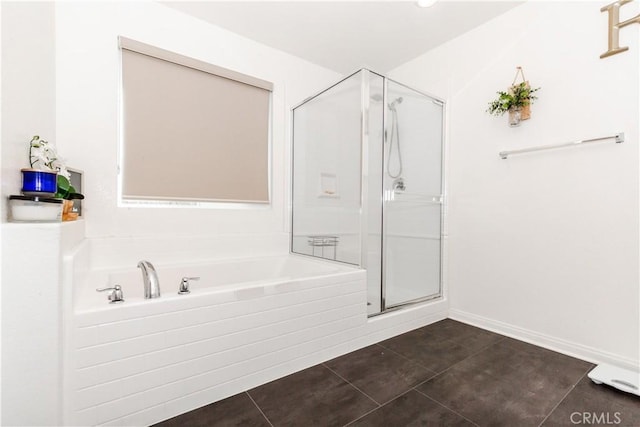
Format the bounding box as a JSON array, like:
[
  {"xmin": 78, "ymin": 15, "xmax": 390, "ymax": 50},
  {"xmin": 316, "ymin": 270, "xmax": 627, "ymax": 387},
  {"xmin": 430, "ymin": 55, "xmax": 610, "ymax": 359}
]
[{"xmin": 155, "ymin": 319, "xmax": 640, "ymax": 427}]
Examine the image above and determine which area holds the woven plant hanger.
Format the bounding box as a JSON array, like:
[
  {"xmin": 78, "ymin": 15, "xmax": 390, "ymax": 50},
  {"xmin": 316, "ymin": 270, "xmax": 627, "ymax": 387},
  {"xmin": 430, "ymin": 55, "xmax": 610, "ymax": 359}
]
[{"xmin": 511, "ymin": 66, "xmax": 531, "ymax": 120}]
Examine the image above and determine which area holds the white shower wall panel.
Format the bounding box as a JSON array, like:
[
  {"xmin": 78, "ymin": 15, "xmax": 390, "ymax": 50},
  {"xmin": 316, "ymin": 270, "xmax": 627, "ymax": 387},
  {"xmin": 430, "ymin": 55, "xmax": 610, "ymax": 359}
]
[
  {"xmin": 291, "ymin": 72, "xmax": 364, "ymax": 267},
  {"xmin": 386, "ymin": 92, "xmax": 443, "ymax": 198}
]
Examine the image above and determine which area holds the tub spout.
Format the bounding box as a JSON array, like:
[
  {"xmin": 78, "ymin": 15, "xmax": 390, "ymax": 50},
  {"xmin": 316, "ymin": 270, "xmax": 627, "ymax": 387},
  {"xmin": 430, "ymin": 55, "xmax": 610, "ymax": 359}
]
[{"xmin": 138, "ymin": 260, "xmax": 161, "ymax": 299}]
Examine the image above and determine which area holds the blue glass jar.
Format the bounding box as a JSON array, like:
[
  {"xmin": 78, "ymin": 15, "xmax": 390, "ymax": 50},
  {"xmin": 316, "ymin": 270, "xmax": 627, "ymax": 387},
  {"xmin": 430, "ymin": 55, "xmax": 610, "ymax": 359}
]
[{"xmin": 21, "ymin": 168, "xmax": 58, "ymax": 197}]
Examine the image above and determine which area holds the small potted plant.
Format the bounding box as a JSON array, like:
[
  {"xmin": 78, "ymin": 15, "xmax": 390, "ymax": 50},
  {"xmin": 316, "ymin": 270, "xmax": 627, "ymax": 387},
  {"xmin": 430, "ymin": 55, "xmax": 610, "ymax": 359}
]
[
  {"xmin": 21, "ymin": 135, "xmax": 60, "ymax": 196},
  {"xmin": 487, "ymin": 82, "xmax": 540, "ymax": 127},
  {"xmin": 26, "ymin": 135, "xmax": 84, "ymax": 220}
]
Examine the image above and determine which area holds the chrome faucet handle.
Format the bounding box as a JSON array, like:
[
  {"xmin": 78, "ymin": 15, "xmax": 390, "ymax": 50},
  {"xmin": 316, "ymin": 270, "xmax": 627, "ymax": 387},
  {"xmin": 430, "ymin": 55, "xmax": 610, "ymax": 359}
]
[
  {"xmin": 178, "ymin": 277, "xmax": 200, "ymax": 295},
  {"xmin": 96, "ymin": 285, "xmax": 124, "ymax": 304}
]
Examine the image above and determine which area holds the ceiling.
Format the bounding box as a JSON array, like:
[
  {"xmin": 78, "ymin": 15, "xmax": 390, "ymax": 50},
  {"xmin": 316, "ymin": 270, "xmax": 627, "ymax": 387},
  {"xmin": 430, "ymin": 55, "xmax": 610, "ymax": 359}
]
[{"xmin": 162, "ymin": 1, "xmax": 523, "ymax": 74}]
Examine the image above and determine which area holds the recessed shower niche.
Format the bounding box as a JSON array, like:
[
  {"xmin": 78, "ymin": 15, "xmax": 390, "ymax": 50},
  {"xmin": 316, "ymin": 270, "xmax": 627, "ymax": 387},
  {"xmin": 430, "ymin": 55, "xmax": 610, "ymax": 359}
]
[{"xmin": 291, "ymin": 69, "xmax": 445, "ymax": 315}]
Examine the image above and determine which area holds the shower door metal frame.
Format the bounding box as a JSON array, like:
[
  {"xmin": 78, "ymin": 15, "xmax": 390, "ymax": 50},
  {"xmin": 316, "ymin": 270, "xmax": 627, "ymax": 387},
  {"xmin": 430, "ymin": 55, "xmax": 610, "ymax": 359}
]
[
  {"xmin": 360, "ymin": 69, "xmax": 384, "ymax": 315},
  {"xmin": 359, "ymin": 69, "xmax": 371, "ymax": 273}
]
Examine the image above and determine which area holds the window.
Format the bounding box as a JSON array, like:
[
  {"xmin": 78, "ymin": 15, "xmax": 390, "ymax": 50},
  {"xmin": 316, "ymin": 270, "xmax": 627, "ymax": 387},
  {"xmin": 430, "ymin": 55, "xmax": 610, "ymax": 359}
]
[{"xmin": 119, "ymin": 36, "xmax": 272, "ymax": 204}]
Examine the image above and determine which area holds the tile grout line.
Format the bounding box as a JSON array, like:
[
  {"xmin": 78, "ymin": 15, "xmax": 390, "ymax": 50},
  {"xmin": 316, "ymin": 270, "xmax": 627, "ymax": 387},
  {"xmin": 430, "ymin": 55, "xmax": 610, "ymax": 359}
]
[
  {"xmin": 377, "ymin": 330, "xmax": 508, "ymax": 375},
  {"xmin": 245, "ymin": 391, "xmax": 274, "ymax": 427},
  {"xmin": 341, "ymin": 404, "xmax": 381, "ymax": 426},
  {"xmin": 412, "ymin": 335, "xmax": 509, "ymax": 385},
  {"xmin": 414, "ymin": 388, "xmax": 480, "ymax": 427},
  {"xmin": 321, "ymin": 363, "xmax": 382, "ymax": 408},
  {"xmin": 373, "ymin": 342, "xmax": 440, "ymax": 373},
  {"xmin": 337, "ymin": 331, "xmax": 509, "ymax": 427},
  {"xmin": 403, "ymin": 335, "xmax": 513, "ymax": 425},
  {"xmin": 412, "ymin": 338, "xmax": 595, "ymax": 427},
  {"xmin": 536, "ymin": 367, "xmax": 593, "ymax": 427},
  {"xmin": 341, "ymin": 387, "xmax": 417, "ymax": 427},
  {"xmin": 410, "ymin": 334, "xmax": 555, "ymax": 400},
  {"xmin": 373, "ymin": 339, "xmax": 471, "ymax": 376}
]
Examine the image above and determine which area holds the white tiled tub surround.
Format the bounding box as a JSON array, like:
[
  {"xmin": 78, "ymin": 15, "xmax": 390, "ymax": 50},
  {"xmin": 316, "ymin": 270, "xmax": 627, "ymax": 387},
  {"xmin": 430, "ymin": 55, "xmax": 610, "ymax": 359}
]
[{"xmin": 68, "ymin": 255, "xmax": 368, "ymax": 426}]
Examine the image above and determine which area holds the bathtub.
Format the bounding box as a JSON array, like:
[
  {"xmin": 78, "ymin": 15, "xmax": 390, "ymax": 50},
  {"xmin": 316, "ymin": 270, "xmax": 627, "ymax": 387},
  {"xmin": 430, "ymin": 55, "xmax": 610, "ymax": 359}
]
[
  {"xmin": 67, "ymin": 255, "xmax": 368, "ymax": 426},
  {"xmin": 76, "ymin": 255, "xmax": 361, "ymax": 313}
]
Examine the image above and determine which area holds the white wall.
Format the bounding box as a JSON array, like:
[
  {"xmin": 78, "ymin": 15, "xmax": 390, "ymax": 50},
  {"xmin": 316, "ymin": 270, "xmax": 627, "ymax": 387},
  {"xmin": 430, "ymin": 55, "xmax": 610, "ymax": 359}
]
[
  {"xmin": 53, "ymin": 1, "xmax": 340, "ymax": 242},
  {"xmin": 390, "ymin": 1, "xmax": 639, "ymax": 368},
  {"xmin": 1, "ymin": 3, "xmax": 58, "ymax": 425},
  {"xmin": 2, "ymin": 225, "xmax": 63, "ymax": 426},
  {"xmin": 1, "ymin": 1, "xmax": 56, "ymax": 222},
  {"xmin": 0, "ymin": 3, "xmax": 3, "ymax": 422}
]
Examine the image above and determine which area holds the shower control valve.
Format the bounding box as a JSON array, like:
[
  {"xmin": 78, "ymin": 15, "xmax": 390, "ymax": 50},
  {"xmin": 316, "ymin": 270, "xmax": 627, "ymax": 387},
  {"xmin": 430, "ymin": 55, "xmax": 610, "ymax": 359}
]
[
  {"xmin": 179, "ymin": 277, "xmax": 200, "ymax": 295},
  {"xmin": 96, "ymin": 285, "xmax": 125, "ymax": 304}
]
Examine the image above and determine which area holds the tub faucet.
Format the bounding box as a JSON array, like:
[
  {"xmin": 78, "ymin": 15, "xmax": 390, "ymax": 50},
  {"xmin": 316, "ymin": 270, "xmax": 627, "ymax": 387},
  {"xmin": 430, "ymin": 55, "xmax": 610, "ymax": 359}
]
[{"xmin": 137, "ymin": 260, "xmax": 161, "ymax": 299}]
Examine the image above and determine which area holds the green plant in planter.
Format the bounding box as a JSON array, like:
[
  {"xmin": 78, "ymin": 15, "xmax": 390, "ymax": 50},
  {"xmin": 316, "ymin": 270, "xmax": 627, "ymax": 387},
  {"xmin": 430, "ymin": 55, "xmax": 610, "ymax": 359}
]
[
  {"xmin": 487, "ymin": 82, "xmax": 540, "ymax": 116},
  {"xmin": 55, "ymin": 174, "xmax": 84, "ymax": 201}
]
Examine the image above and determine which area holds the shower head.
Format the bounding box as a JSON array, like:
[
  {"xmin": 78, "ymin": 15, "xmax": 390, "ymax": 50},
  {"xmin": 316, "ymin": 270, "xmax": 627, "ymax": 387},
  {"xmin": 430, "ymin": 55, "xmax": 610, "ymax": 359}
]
[
  {"xmin": 389, "ymin": 97, "xmax": 403, "ymax": 111},
  {"xmin": 370, "ymin": 94, "xmax": 384, "ymax": 102}
]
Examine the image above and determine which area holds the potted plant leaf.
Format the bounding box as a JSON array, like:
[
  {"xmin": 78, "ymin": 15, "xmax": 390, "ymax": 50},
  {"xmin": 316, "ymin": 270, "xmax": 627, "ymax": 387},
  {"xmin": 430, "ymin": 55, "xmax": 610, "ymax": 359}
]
[
  {"xmin": 487, "ymin": 82, "xmax": 540, "ymax": 127},
  {"xmin": 55, "ymin": 174, "xmax": 84, "ymax": 221}
]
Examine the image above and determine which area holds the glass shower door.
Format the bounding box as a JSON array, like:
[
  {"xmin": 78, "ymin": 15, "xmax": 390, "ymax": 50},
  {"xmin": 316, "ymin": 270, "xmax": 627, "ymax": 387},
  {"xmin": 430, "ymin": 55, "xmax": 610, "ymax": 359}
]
[{"xmin": 383, "ymin": 80, "xmax": 443, "ymax": 308}]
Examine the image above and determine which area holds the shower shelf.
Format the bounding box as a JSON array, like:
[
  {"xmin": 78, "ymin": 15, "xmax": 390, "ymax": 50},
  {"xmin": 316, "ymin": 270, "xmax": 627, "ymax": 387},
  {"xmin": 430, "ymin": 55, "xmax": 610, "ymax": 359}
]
[
  {"xmin": 307, "ymin": 235, "xmax": 339, "ymax": 260},
  {"xmin": 499, "ymin": 132, "xmax": 623, "ymax": 159}
]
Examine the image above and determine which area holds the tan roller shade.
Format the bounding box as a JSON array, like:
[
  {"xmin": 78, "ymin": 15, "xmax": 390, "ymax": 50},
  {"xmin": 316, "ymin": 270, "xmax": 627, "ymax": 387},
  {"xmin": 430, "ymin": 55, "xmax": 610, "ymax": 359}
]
[{"xmin": 120, "ymin": 37, "xmax": 272, "ymax": 203}]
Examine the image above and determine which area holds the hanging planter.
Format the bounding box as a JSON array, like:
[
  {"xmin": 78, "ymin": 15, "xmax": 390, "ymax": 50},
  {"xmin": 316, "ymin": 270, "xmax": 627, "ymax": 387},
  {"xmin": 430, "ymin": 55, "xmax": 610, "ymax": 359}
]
[
  {"xmin": 508, "ymin": 107, "xmax": 522, "ymax": 127},
  {"xmin": 487, "ymin": 67, "xmax": 540, "ymax": 127}
]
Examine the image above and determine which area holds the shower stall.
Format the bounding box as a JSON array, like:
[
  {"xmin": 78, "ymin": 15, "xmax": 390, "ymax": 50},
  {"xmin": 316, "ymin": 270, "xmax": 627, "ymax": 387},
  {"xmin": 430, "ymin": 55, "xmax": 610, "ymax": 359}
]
[{"xmin": 291, "ymin": 69, "xmax": 444, "ymax": 316}]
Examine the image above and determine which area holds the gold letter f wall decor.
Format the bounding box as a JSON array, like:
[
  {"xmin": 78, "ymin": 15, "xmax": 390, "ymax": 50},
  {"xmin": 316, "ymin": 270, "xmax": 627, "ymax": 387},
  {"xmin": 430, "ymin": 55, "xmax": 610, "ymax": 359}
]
[{"xmin": 601, "ymin": 0, "xmax": 640, "ymax": 58}]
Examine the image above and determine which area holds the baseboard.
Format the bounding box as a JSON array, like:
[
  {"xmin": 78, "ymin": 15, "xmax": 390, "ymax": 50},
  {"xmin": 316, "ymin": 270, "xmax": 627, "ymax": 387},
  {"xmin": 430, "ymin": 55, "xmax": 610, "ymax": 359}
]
[
  {"xmin": 364, "ymin": 301, "xmax": 449, "ymax": 345},
  {"xmin": 449, "ymin": 309, "xmax": 639, "ymax": 372}
]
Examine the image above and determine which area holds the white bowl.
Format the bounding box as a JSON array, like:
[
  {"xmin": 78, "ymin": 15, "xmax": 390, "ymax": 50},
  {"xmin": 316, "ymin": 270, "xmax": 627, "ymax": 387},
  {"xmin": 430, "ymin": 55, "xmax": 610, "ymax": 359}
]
[{"xmin": 9, "ymin": 195, "xmax": 63, "ymax": 222}]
